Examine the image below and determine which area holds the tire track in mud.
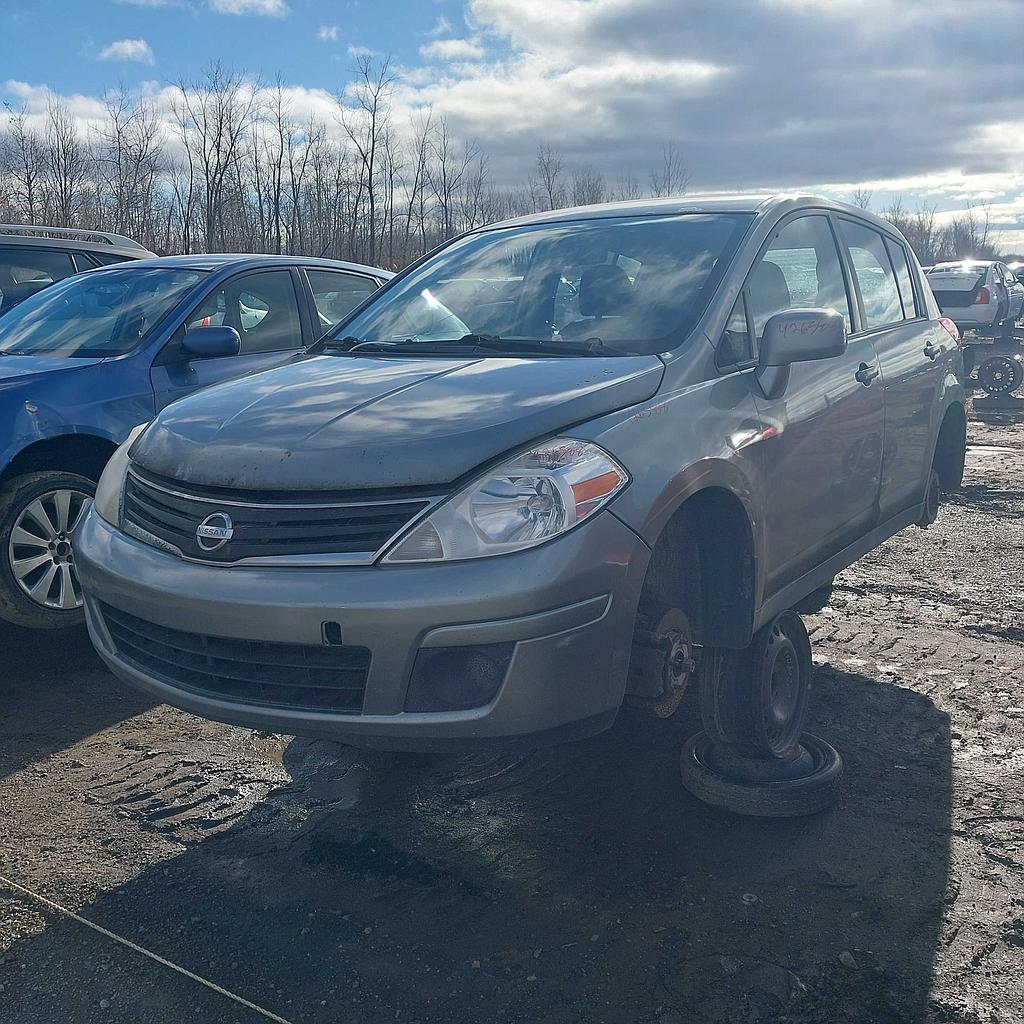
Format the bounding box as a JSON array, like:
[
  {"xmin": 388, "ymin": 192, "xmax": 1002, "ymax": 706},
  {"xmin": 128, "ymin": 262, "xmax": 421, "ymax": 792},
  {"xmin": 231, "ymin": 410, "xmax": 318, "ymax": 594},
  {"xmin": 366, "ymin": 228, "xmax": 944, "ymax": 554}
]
[{"xmin": 83, "ymin": 745, "xmax": 289, "ymax": 840}]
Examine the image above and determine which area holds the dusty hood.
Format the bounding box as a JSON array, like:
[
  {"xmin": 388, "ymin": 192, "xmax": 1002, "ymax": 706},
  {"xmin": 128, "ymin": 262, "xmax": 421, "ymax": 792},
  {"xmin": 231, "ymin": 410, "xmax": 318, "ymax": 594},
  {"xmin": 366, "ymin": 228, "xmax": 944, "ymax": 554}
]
[{"xmin": 132, "ymin": 353, "xmax": 664, "ymax": 491}]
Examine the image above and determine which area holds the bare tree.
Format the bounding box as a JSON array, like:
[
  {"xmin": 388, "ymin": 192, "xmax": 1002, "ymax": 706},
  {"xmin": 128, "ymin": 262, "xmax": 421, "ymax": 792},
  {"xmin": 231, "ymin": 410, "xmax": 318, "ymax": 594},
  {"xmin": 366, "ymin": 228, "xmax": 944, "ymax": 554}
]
[
  {"xmin": 531, "ymin": 144, "xmax": 565, "ymax": 212},
  {"xmin": 850, "ymin": 187, "xmax": 873, "ymax": 211},
  {"xmin": 171, "ymin": 63, "xmax": 259, "ymax": 252},
  {"xmin": 428, "ymin": 116, "xmax": 477, "ymax": 239},
  {"xmin": 614, "ymin": 171, "xmax": 643, "ymax": 201},
  {"xmin": 338, "ymin": 54, "xmax": 395, "ymax": 266},
  {"xmin": 570, "ymin": 166, "xmax": 606, "ymax": 207},
  {"xmin": 93, "ymin": 87, "xmax": 165, "ymax": 247},
  {"xmin": 649, "ymin": 142, "xmax": 689, "ymax": 198},
  {"xmin": 3, "ymin": 104, "xmax": 49, "ymax": 224}
]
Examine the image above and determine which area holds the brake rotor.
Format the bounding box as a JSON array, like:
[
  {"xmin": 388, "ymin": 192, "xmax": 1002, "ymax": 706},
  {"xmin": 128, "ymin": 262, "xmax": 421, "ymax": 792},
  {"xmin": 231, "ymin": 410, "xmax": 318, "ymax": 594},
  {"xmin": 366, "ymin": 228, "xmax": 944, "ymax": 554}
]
[{"xmin": 651, "ymin": 609, "xmax": 697, "ymax": 718}]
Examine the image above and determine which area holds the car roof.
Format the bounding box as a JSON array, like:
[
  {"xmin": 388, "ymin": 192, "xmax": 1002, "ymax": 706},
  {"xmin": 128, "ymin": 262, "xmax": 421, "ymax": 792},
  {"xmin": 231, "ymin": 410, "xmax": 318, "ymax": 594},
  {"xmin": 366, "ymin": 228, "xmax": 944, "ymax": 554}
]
[
  {"xmin": 478, "ymin": 193, "xmax": 904, "ymax": 234},
  {"xmin": 0, "ymin": 231, "xmax": 154, "ymax": 259},
  {"xmin": 930, "ymin": 260, "xmax": 996, "ymax": 269},
  {"xmin": 114, "ymin": 253, "xmax": 393, "ymax": 278}
]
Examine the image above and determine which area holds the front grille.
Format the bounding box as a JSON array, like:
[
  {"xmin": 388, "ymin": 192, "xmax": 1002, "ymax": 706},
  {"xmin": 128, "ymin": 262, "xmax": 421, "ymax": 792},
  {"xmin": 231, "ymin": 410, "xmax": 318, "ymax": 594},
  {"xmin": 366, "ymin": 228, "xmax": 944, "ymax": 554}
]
[
  {"xmin": 122, "ymin": 468, "xmax": 432, "ymax": 564},
  {"xmin": 101, "ymin": 602, "xmax": 370, "ymax": 712}
]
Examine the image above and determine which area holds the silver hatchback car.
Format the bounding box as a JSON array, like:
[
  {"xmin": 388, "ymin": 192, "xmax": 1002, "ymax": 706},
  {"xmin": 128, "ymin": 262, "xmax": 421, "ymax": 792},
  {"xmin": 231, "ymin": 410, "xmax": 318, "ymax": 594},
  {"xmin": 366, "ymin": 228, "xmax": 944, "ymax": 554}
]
[{"xmin": 77, "ymin": 195, "xmax": 967, "ymax": 754}]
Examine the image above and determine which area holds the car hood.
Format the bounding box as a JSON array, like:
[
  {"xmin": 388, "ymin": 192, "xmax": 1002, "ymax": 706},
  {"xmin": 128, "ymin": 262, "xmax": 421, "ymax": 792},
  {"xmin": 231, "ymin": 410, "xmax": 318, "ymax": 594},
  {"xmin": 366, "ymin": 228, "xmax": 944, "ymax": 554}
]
[
  {"xmin": 0, "ymin": 354, "xmax": 104, "ymax": 386},
  {"xmin": 133, "ymin": 353, "xmax": 664, "ymax": 490}
]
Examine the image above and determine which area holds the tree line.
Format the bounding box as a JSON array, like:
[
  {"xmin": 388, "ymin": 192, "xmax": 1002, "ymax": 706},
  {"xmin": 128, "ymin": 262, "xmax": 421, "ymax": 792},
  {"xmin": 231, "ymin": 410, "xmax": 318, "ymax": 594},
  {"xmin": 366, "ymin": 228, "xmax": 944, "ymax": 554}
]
[
  {"xmin": 0, "ymin": 59, "xmax": 1005, "ymax": 271},
  {"xmin": 0, "ymin": 60, "xmax": 691, "ymax": 270},
  {"xmin": 848, "ymin": 188, "xmax": 1002, "ymax": 266}
]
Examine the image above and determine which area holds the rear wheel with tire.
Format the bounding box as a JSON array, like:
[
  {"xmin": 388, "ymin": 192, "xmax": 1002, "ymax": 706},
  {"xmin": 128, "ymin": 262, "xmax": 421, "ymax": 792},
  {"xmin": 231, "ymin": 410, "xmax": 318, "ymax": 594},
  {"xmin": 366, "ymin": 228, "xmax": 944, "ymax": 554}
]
[{"xmin": 0, "ymin": 471, "xmax": 96, "ymax": 629}]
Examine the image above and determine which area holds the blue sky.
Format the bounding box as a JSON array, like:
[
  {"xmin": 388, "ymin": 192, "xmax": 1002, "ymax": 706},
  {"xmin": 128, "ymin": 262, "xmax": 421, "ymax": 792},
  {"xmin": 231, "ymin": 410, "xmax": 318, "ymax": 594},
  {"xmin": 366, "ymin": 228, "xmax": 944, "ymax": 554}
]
[
  {"xmin": 2, "ymin": 0, "xmax": 1023, "ymax": 248},
  {"xmin": 1, "ymin": 0, "xmax": 468, "ymax": 95}
]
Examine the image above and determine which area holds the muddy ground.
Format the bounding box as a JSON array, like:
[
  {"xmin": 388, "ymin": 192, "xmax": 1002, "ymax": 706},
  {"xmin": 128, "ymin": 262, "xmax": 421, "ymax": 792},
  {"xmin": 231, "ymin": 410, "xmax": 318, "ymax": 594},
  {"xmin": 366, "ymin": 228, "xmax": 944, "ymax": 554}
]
[{"xmin": 1, "ymin": 422, "xmax": 1022, "ymax": 1024}]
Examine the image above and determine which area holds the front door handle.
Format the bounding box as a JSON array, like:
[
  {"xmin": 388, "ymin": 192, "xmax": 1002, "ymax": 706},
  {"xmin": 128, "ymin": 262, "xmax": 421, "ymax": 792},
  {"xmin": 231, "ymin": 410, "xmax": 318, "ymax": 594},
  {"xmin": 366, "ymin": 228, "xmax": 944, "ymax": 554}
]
[
  {"xmin": 855, "ymin": 362, "xmax": 880, "ymax": 386},
  {"xmin": 924, "ymin": 342, "xmax": 941, "ymax": 360}
]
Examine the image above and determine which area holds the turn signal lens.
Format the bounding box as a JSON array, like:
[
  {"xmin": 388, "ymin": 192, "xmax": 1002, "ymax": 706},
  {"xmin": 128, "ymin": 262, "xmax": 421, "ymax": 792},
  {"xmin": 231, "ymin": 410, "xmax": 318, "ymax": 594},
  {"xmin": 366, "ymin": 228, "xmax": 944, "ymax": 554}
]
[{"xmin": 383, "ymin": 439, "xmax": 628, "ymax": 563}]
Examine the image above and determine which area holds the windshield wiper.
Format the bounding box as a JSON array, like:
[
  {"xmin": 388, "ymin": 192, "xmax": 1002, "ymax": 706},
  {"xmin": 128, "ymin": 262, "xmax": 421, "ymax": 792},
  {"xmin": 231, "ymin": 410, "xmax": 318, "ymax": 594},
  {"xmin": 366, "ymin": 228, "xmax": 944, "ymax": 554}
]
[
  {"xmin": 320, "ymin": 334, "xmax": 603, "ymax": 357},
  {"xmin": 311, "ymin": 334, "xmax": 363, "ymax": 353}
]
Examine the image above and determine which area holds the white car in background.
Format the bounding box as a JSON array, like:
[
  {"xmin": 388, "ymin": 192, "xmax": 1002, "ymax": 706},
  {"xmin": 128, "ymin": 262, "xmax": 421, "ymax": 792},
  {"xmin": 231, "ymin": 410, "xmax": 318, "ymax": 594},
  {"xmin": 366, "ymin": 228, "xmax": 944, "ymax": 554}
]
[{"xmin": 925, "ymin": 261, "xmax": 1024, "ymax": 332}]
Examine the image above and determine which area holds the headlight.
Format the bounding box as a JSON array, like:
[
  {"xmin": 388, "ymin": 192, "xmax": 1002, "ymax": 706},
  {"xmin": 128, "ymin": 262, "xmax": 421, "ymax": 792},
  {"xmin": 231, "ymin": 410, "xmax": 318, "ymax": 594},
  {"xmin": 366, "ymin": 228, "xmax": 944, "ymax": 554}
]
[
  {"xmin": 94, "ymin": 423, "xmax": 150, "ymax": 527},
  {"xmin": 383, "ymin": 439, "xmax": 628, "ymax": 563}
]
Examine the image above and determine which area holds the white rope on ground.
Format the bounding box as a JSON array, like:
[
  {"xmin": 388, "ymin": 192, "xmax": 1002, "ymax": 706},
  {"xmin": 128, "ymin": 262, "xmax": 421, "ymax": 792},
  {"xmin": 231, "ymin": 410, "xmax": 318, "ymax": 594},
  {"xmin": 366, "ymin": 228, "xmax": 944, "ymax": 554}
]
[{"xmin": 0, "ymin": 872, "xmax": 298, "ymax": 1024}]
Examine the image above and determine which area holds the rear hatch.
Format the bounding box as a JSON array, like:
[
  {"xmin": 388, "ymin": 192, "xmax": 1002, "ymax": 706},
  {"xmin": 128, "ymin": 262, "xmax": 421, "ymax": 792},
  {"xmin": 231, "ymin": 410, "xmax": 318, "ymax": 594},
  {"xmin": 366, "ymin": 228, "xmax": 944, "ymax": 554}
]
[{"xmin": 926, "ymin": 266, "xmax": 989, "ymax": 309}]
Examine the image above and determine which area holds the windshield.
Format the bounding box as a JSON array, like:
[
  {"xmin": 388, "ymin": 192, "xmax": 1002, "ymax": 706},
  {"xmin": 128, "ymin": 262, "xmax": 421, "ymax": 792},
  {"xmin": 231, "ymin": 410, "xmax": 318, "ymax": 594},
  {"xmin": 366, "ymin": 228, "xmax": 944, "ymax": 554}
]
[
  {"xmin": 0, "ymin": 267, "xmax": 205, "ymax": 358},
  {"xmin": 333, "ymin": 213, "xmax": 752, "ymax": 356}
]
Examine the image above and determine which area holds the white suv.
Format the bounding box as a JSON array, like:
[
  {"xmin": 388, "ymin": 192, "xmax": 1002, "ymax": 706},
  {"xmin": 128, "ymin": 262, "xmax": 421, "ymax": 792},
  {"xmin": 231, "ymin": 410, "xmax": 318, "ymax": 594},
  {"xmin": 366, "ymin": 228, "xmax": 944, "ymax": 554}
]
[{"xmin": 925, "ymin": 261, "xmax": 1024, "ymax": 332}]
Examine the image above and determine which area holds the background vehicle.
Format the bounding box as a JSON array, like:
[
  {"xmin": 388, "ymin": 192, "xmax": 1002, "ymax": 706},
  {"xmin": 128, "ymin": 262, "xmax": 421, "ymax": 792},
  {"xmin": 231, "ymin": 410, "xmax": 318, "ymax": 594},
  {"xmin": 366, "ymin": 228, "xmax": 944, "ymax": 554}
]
[
  {"xmin": 0, "ymin": 253, "xmax": 391, "ymax": 629},
  {"xmin": 0, "ymin": 224, "xmax": 153, "ymax": 315},
  {"xmin": 75, "ymin": 195, "xmax": 967, "ymax": 774},
  {"xmin": 925, "ymin": 261, "xmax": 1024, "ymax": 332}
]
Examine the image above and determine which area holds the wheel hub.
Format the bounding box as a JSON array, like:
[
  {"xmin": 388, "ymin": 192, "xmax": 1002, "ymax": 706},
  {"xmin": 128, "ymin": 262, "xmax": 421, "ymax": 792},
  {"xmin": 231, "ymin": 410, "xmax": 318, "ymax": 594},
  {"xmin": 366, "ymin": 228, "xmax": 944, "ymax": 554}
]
[{"xmin": 8, "ymin": 489, "xmax": 92, "ymax": 611}]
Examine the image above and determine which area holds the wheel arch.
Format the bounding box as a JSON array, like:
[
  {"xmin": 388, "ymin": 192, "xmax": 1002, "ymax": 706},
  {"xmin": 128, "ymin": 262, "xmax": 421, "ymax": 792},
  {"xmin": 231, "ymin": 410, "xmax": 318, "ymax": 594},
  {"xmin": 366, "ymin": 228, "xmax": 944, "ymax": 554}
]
[
  {"xmin": 931, "ymin": 399, "xmax": 967, "ymax": 491},
  {"xmin": 640, "ymin": 483, "xmax": 759, "ymax": 651},
  {"xmin": 0, "ymin": 433, "xmax": 119, "ymax": 487}
]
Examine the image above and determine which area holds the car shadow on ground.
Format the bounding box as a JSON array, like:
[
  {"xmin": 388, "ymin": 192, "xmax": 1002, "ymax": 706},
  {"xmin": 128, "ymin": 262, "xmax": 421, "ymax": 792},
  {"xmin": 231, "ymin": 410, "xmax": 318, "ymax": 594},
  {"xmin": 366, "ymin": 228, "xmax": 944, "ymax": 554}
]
[
  {"xmin": 0, "ymin": 622, "xmax": 154, "ymax": 782},
  {"xmin": 2, "ymin": 661, "xmax": 951, "ymax": 1024}
]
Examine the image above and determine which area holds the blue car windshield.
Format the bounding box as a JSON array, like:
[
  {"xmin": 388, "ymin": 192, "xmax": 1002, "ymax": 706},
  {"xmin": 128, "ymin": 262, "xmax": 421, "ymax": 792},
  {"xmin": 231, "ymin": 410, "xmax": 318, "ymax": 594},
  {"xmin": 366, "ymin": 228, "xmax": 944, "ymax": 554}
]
[
  {"xmin": 0, "ymin": 267, "xmax": 204, "ymax": 358},
  {"xmin": 334, "ymin": 213, "xmax": 753, "ymax": 356}
]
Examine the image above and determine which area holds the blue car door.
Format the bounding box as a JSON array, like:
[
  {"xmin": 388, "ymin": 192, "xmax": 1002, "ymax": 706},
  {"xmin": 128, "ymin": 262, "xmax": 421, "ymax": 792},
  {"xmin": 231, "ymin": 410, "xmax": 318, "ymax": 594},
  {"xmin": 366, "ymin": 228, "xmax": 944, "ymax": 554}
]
[{"xmin": 151, "ymin": 268, "xmax": 309, "ymax": 410}]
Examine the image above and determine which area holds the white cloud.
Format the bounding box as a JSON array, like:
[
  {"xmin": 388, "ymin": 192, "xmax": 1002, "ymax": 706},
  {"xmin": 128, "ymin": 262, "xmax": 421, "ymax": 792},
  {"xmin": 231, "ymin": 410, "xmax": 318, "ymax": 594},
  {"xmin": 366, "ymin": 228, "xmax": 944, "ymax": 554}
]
[
  {"xmin": 209, "ymin": 0, "xmax": 287, "ymax": 15},
  {"xmin": 98, "ymin": 39, "xmax": 155, "ymax": 65},
  {"xmin": 426, "ymin": 15, "xmax": 453, "ymax": 37},
  {"xmin": 346, "ymin": 44, "xmax": 375, "ymax": 58},
  {"xmin": 420, "ymin": 37, "xmax": 486, "ymax": 62},
  {"xmin": 318, "ymin": 25, "xmax": 339, "ymax": 41}
]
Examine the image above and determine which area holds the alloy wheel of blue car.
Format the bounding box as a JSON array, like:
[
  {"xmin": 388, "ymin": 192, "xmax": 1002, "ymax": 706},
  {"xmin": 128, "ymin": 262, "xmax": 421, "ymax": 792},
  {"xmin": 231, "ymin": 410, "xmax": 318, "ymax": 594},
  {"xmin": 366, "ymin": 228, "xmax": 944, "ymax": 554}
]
[{"xmin": 8, "ymin": 487, "xmax": 92, "ymax": 611}]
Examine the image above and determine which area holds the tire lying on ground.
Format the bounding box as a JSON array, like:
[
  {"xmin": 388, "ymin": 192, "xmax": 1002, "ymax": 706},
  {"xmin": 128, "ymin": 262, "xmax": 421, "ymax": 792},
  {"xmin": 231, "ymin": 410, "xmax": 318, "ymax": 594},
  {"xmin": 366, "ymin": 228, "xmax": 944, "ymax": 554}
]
[
  {"xmin": 976, "ymin": 350, "xmax": 1024, "ymax": 396},
  {"xmin": 679, "ymin": 731, "xmax": 843, "ymax": 817}
]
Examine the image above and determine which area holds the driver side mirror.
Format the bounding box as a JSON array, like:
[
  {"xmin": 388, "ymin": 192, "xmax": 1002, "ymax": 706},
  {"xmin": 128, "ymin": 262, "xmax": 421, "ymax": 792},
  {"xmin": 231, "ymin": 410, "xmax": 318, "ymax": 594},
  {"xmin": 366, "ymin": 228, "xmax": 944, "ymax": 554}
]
[
  {"xmin": 759, "ymin": 309, "xmax": 847, "ymax": 366},
  {"xmin": 755, "ymin": 308, "xmax": 846, "ymax": 399},
  {"xmin": 182, "ymin": 325, "xmax": 241, "ymax": 359}
]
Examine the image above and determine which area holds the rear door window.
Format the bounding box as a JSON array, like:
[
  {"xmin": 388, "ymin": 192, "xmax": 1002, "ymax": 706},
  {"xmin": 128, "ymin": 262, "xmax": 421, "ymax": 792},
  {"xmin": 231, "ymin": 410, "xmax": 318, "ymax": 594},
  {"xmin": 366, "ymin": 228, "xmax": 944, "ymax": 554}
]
[
  {"xmin": 884, "ymin": 238, "xmax": 919, "ymax": 319},
  {"xmin": 0, "ymin": 247, "xmax": 76, "ymax": 313},
  {"xmin": 839, "ymin": 222, "xmax": 904, "ymax": 330},
  {"xmin": 307, "ymin": 270, "xmax": 378, "ymax": 329}
]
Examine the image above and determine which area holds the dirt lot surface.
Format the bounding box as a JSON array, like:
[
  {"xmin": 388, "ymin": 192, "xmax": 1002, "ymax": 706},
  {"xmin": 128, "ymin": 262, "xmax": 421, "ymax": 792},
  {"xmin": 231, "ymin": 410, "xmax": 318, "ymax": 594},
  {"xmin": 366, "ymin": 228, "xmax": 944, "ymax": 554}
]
[{"xmin": 1, "ymin": 423, "xmax": 1022, "ymax": 1024}]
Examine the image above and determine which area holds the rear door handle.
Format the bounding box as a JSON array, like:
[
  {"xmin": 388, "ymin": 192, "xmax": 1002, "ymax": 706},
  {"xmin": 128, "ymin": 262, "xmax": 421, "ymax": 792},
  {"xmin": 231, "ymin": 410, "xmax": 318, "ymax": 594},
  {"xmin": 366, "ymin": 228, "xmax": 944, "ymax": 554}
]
[
  {"xmin": 924, "ymin": 342, "xmax": 941, "ymax": 360},
  {"xmin": 855, "ymin": 362, "xmax": 880, "ymax": 386}
]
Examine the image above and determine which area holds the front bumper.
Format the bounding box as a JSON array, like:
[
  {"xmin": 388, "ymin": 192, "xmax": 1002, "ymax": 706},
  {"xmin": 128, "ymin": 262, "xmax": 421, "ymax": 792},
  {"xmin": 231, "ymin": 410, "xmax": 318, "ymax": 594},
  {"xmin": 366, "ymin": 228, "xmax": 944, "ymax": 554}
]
[{"xmin": 77, "ymin": 509, "xmax": 650, "ymax": 750}]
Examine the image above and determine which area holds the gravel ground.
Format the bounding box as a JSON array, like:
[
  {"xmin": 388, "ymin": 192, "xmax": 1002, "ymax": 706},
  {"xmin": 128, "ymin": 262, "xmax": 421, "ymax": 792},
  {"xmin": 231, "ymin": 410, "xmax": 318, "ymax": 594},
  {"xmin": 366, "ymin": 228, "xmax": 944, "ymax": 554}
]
[{"xmin": 1, "ymin": 422, "xmax": 1022, "ymax": 1024}]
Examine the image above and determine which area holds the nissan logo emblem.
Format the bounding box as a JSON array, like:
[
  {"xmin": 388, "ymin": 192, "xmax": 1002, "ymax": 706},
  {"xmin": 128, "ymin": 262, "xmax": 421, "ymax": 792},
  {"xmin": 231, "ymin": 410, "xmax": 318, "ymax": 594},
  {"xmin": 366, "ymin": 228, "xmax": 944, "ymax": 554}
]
[{"xmin": 196, "ymin": 512, "xmax": 234, "ymax": 552}]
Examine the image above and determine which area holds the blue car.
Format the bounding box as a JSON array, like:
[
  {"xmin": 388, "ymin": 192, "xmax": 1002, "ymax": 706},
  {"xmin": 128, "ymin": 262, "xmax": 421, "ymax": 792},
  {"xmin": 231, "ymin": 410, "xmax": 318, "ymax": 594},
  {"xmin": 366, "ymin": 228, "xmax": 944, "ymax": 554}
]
[{"xmin": 0, "ymin": 254, "xmax": 391, "ymax": 629}]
